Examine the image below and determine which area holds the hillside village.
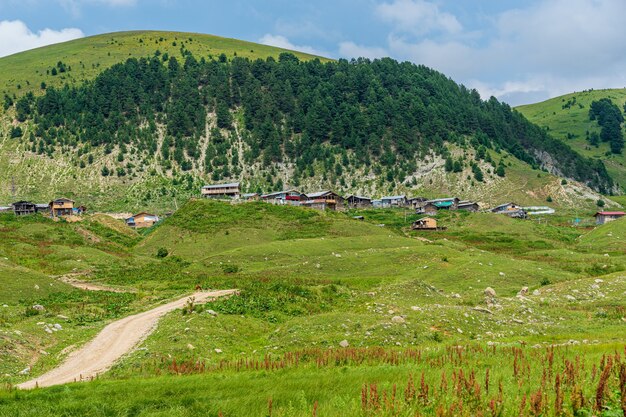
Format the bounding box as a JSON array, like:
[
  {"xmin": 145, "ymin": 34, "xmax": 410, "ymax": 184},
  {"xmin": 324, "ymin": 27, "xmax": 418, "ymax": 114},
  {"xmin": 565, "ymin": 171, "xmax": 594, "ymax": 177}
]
[{"xmin": 4, "ymin": 181, "xmax": 623, "ymax": 232}]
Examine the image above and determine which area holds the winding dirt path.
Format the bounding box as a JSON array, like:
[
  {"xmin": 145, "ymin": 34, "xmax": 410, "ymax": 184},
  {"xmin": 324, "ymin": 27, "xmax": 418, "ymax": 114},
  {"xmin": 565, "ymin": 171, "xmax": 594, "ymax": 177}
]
[{"xmin": 18, "ymin": 290, "xmax": 238, "ymax": 389}]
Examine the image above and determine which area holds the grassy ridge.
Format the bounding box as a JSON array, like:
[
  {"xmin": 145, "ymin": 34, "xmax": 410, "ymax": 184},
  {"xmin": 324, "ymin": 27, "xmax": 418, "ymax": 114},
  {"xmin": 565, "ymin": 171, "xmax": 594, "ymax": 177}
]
[
  {"xmin": 0, "ymin": 31, "xmax": 323, "ymax": 98},
  {"xmin": 517, "ymin": 88, "xmax": 626, "ymax": 190}
]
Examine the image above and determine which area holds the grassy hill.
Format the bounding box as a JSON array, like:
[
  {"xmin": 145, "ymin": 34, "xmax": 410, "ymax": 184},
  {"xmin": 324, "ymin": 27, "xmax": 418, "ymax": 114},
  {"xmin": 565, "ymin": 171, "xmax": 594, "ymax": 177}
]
[
  {"xmin": 0, "ymin": 30, "xmax": 323, "ymax": 98},
  {"xmin": 1, "ymin": 201, "xmax": 625, "ymax": 415},
  {"xmin": 517, "ymin": 88, "xmax": 626, "ymax": 191}
]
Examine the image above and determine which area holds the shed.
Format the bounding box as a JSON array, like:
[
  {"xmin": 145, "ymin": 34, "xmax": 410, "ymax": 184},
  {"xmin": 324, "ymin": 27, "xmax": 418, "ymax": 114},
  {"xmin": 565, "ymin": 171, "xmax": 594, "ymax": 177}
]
[
  {"xmin": 594, "ymin": 211, "xmax": 625, "ymax": 225},
  {"xmin": 416, "ymin": 202, "xmax": 438, "ymax": 216},
  {"xmin": 381, "ymin": 195, "xmax": 408, "ymax": 208},
  {"xmin": 345, "ymin": 195, "xmax": 372, "ymax": 209},
  {"xmin": 426, "ymin": 197, "xmax": 459, "ymax": 210},
  {"xmin": 261, "ymin": 189, "xmax": 305, "ymax": 205},
  {"xmin": 411, "ymin": 217, "xmax": 440, "ymax": 230},
  {"xmin": 457, "ymin": 201, "xmax": 480, "ymax": 212},
  {"xmin": 11, "ymin": 201, "xmax": 38, "ymax": 216},
  {"xmin": 126, "ymin": 212, "xmax": 160, "ymax": 228}
]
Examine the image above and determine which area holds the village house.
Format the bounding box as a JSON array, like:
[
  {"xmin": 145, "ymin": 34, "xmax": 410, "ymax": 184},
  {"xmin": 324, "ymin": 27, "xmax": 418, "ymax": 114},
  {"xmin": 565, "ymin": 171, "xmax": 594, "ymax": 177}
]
[
  {"xmin": 11, "ymin": 201, "xmax": 38, "ymax": 216},
  {"xmin": 345, "ymin": 195, "xmax": 372, "ymax": 209},
  {"xmin": 241, "ymin": 193, "xmax": 260, "ymax": 201},
  {"xmin": 49, "ymin": 198, "xmax": 75, "ymax": 217},
  {"xmin": 426, "ymin": 197, "xmax": 460, "ymax": 210},
  {"xmin": 126, "ymin": 212, "xmax": 160, "ymax": 228},
  {"xmin": 381, "ymin": 195, "xmax": 408, "ymax": 208},
  {"xmin": 302, "ymin": 191, "xmax": 344, "ymax": 211},
  {"xmin": 411, "ymin": 216, "xmax": 440, "ymax": 230},
  {"xmin": 594, "ymin": 211, "xmax": 625, "ymax": 225},
  {"xmin": 372, "ymin": 199, "xmax": 383, "ymax": 208},
  {"xmin": 491, "ymin": 202, "xmax": 527, "ymax": 218},
  {"xmin": 261, "ymin": 190, "xmax": 305, "ymax": 206},
  {"xmin": 457, "ymin": 201, "xmax": 480, "ymax": 212},
  {"xmin": 408, "ymin": 197, "xmax": 427, "ymax": 209},
  {"xmin": 416, "ymin": 202, "xmax": 438, "ymax": 216},
  {"xmin": 201, "ymin": 182, "xmax": 240, "ymax": 199}
]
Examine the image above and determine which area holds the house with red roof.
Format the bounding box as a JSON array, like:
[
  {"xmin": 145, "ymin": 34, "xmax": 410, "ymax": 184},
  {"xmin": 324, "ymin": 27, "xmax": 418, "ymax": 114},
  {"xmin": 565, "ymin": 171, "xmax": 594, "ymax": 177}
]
[{"xmin": 594, "ymin": 211, "xmax": 625, "ymax": 225}]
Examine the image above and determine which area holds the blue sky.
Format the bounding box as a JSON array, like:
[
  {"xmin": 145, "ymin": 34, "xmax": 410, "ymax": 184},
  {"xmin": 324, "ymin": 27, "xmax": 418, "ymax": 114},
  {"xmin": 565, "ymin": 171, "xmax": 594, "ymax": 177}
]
[{"xmin": 1, "ymin": 0, "xmax": 626, "ymax": 105}]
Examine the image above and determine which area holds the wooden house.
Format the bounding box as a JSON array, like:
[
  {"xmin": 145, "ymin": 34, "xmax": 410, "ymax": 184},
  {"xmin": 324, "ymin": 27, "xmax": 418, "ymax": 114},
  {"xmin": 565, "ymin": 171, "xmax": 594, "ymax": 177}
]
[
  {"xmin": 261, "ymin": 190, "xmax": 305, "ymax": 206},
  {"xmin": 411, "ymin": 217, "xmax": 440, "ymax": 230},
  {"xmin": 201, "ymin": 182, "xmax": 240, "ymax": 199},
  {"xmin": 381, "ymin": 195, "xmax": 408, "ymax": 208},
  {"xmin": 408, "ymin": 197, "xmax": 427, "ymax": 209},
  {"xmin": 303, "ymin": 191, "xmax": 344, "ymax": 211},
  {"xmin": 372, "ymin": 199, "xmax": 383, "ymax": 208},
  {"xmin": 49, "ymin": 198, "xmax": 75, "ymax": 217},
  {"xmin": 491, "ymin": 202, "xmax": 526, "ymax": 218},
  {"xmin": 594, "ymin": 211, "xmax": 625, "ymax": 225},
  {"xmin": 11, "ymin": 201, "xmax": 38, "ymax": 216},
  {"xmin": 427, "ymin": 197, "xmax": 459, "ymax": 210},
  {"xmin": 345, "ymin": 195, "xmax": 372, "ymax": 209},
  {"xmin": 242, "ymin": 193, "xmax": 260, "ymax": 201},
  {"xmin": 126, "ymin": 212, "xmax": 160, "ymax": 228},
  {"xmin": 457, "ymin": 201, "xmax": 480, "ymax": 212},
  {"xmin": 416, "ymin": 202, "xmax": 438, "ymax": 216}
]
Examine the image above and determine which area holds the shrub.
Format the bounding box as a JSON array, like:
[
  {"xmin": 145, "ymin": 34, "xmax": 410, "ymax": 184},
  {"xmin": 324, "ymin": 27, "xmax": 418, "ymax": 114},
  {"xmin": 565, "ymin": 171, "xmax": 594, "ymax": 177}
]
[
  {"xmin": 596, "ymin": 199, "xmax": 605, "ymax": 207},
  {"xmin": 221, "ymin": 264, "xmax": 240, "ymax": 274},
  {"xmin": 540, "ymin": 277, "xmax": 551, "ymax": 286},
  {"xmin": 156, "ymin": 247, "xmax": 169, "ymax": 258}
]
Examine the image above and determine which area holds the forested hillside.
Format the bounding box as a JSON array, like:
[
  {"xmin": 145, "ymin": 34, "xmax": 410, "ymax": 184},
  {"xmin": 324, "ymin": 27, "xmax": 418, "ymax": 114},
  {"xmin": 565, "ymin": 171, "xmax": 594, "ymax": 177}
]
[{"xmin": 5, "ymin": 51, "xmax": 614, "ymax": 197}]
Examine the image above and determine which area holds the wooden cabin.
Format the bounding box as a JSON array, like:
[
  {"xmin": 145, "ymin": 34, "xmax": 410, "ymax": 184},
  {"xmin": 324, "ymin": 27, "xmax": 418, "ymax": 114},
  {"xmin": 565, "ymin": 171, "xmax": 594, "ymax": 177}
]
[
  {"xmin": 242, "ymin": 193, "xmax": 260, "ymax": 201},
  {"xmin": 381, "ymin": 195, "xmax": 408, "ymax": 208},
  {"xmin": 458, "ymin": 201, "xmax": 480, "ymax": 212},
  {"xmin": 303, "ymin": 191, "xmax": 344, "ymax": 211},
  {"xmin": 11, "ymin": 201, "xmax": 38, "ymax": 216},
  {"xmin": 345, "ymin": 195, "xmax": 372, "ymax": 209},
  {"xmin": 491, "ymin": 202, "xmax": 526, "ymax": 218},
  {"xmin": 201, "ymin": 182, "xmax": 240, "ymax": 199},
  {"xmin": 427, "ymin": 197, "xmax": 460, "ymax": 210},
  {"xmin": 49, "ymin": 198, "xmax": 75, "ymax": 217},
  {"xmin": 416, "ymin": 202, "xmax": 438, "ymax": 216},
  {"xmin": 594, "ymin": 211, "xmax": 625, "ymax": 225},
  {"xmin": 411, "ymin": 217, "xmax": 440, "ymax": 230},
  {"xmin": 126, "ymin": 212, "xmax": 160, "ymax": 228},
  {"xmin": 261, "ymin": 190, "xmax": 305, "ymax": 205},
  {"xmin": 408, "ymin": 197, "xmax": 427, "ymax": 209}
]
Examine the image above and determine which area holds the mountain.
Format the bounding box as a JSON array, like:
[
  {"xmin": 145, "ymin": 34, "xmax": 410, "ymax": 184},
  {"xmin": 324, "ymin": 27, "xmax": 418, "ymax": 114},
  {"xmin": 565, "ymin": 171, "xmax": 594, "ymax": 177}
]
[
  {"xmin": 517, "ymin": 89, "xmax": 626, "ymax": 192},
  {"xmin": 0, "ymin": 31, "xmax": 617, "ymax": 211}
]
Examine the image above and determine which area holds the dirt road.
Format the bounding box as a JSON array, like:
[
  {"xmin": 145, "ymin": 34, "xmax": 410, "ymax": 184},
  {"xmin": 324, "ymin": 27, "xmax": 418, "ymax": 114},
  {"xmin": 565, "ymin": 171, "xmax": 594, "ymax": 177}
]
[{"xmin": 18, "ymin": 290, "xmax": 237, "ymax": 389}]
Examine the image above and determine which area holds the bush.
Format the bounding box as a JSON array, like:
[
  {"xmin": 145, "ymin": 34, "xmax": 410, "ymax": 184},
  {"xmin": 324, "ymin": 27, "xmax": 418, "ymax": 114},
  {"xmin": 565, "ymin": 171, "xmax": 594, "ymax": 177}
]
[
  {"xmin": 596, "ymin": 199, "xmax": 605, "ymax": 207},
  {"xmin": 221, "ymin": 264, "xmax": 240, "ymax": 274},
  {"xmin": 10, "ymin": 126, "xmax": 23, "ymax": 138},
  {"xmin": 156, "ymin": 247, "xmax": 169, "ymax": 258},
  {"xmin": 540, "ymin": 277, "xmax": 551, "ymax": 286}
]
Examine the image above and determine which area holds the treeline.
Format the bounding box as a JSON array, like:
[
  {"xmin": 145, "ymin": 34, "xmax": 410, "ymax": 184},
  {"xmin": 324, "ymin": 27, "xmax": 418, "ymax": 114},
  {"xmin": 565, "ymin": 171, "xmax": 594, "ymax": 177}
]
[
  {"xmin": 588, "ymin": 98, "xmax": 624, "ymax": 154},
  {"xmin": 8, "ymin": 52, "xmax": 614, "ymax": 192}
]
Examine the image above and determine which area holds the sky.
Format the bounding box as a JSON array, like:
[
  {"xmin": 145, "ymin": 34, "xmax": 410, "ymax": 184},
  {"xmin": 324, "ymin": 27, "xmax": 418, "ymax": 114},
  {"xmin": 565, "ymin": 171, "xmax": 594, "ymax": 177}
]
[{"xmin": 1, "ymin": 0, "xmax": 626, "ymax": 105}]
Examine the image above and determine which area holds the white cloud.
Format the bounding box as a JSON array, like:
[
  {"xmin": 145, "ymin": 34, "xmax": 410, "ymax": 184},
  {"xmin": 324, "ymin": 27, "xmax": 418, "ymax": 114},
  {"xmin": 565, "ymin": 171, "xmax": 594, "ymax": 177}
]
[
  {"xmin": 370, "ymin": 0, "xmax": 626, "ymax": 105},
  {"xmin": 338, "ymin": 41, "xmax": 387, "ymax": 59},
  {"xmin": 259, "ymin": 34, "xmax": 326, "ymax": 57},
  {"xmin": 0, "ymin": 20, "xmax": 84, "ymax": 58},
  {"xmin": 376, "ymin": 0, "xmax": 462, "ymax": 35}
]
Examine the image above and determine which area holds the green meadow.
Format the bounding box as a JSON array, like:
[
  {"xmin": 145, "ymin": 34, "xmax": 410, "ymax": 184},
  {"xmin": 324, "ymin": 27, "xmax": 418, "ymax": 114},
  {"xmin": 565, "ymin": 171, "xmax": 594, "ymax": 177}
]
[{"xmin": 0, "ymin": 200, "xmax": 625, "ymax": 416}]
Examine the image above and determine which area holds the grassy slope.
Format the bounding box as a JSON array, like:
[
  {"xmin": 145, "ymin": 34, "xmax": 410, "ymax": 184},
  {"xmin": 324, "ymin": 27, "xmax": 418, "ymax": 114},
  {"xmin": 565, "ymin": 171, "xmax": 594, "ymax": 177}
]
[
  {"xmin": 517, "ymin": 88, "xmax": 626, "ymax": 190},
  {"xmin": 0, "ymin": 30, "xmax": 323, "ymax": 98},
  {"xmin": 0, "ymin": 200, "xmax": 624, "ymax": 415}
]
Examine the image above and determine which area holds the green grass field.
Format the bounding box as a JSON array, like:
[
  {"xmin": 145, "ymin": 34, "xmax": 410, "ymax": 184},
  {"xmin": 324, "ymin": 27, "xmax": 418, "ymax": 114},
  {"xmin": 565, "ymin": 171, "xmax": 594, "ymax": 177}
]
[
  {"xmin": 517, "ymin": 88, "xmax": 626, "ymax": 189},
  {"xmin": 1, "ymin": 200, "xmax": 624, "ymax": 416}
]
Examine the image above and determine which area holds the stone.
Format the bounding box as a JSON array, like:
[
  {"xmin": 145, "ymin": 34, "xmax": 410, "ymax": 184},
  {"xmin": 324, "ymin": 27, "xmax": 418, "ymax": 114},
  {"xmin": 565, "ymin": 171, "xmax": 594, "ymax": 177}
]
[
  {"xmin": 517, "ymin": 287, "xmax": 529, "ymax": 296},
  {"xmin": 44, "ymin": 327, "xmax": 53, "ymax": 334},
  {"xmin": 473, "ymin": 306, "xmax": 493, "ymax": 315},
  {"xmin": 32, "ymin": 304, "xmax": 45, "ymax": 311},
  {"xmin": 391, "ymin": 316, "xmax": 406, "ymax": 324},
  {"xmin": 565, "ymin": 295, "xmax": 576, "ymax": 301},
  {"xmin": 187, "ymin": 344, "xmax": 195, "ymax": 350},
  {"xmin": 34, "ymin": 284, "xmax": 40, "ymax": 290},
  {"xmin": 57, "ymin": 315, "xmax": 69, "ymax": 320},
  {"xmin": 53, "ymin": 323, "xmax": 62, "ymax": 330},
  {"xmin": 499, "ymin": 272, "xmax": 505, "ymax": 277},
  {"xmin": 214, "ymin": 348, "xmax": 223, "ymax": 354},
  {"xmin": 207, "ymin": 309, "xmax": 218, "ymax": 316},
  {"xmin": 2, "ymin": 304, "xmax": 8, "ymax": 308},
  {"xmin": 532, "ymin": 290, "xmax": 541, "ymax": 296},
  {"xmin": 512, "ymin": 319, "xmax": 524, "ymax": 324},
  {"xmin": 451, "ymin": 293, "xmax": 461, "ymax": 299},
  {"xmin": 484, "ymin": 287, "xmax": 496, "ymax": 298},
  {"xmin": 411, "ymin": 306, "xmax": 422, "ymax": 311},
  {"xmin": 19, "ymin": 367, "xmax": 30, "ymax": 375},
  {"xmin": 339, "ymin": 340, "xmax": 349, "ymax": 348}
]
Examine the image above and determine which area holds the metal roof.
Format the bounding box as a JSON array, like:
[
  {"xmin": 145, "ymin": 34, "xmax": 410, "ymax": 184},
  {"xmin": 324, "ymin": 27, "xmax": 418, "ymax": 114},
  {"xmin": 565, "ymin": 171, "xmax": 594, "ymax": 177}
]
[
  {"xmin": 202, "ymin": 182, "xmax": 240, "ymax": 189},
  {"xmin": 381, "ymin": 195, "xmax": 406, "ymax": 200},
  {"xmin": 346, "ymin": 195, "xmax": 371, "ymax": 201},
  {"xmin": 427, "ymin": 197, "xmax": 457, "ymax": 203},
  {"xmin": 306, "ymin": 191, "xmax": 332, "ymax": 198},
  {"xmin": 594, "ymin": 211, "xmax": 625, "ymax": 216}
]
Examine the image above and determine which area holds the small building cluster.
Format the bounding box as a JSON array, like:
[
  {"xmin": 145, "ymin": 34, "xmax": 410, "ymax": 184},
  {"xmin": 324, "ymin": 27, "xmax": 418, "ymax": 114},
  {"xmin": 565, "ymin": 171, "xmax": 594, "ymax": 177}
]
[
  {"xmin": 125, "ymin": 212, "xmax": 160, "ymax": 228},
  {"xmin": 0, "ymin": 198, "xmax": 84, "ymax": 218}
]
